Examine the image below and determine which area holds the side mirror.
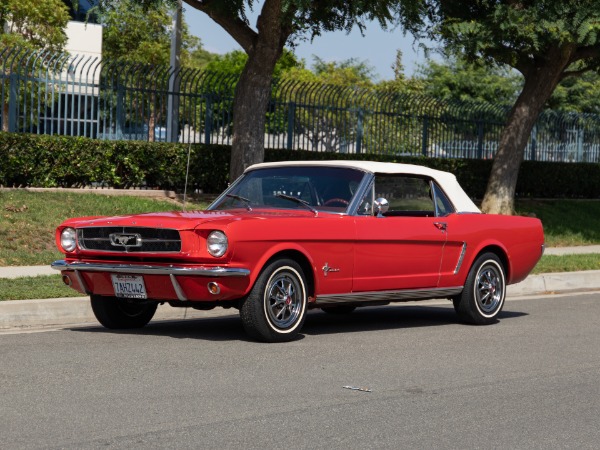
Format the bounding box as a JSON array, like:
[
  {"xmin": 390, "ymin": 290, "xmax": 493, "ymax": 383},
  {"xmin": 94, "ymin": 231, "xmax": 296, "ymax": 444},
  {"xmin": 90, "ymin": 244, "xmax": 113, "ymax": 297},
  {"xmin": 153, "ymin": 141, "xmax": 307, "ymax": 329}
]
[{"xmin": 374, "ymin": 197, "xmax": 389, "ymax": 217}]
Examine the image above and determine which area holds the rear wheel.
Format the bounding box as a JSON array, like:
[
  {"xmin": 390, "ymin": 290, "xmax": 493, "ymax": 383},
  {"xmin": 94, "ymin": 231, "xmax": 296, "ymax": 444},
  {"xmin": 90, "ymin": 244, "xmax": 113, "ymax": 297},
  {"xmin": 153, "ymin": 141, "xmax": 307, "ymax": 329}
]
[
  {"xmin": 90, "ymin": 295, "xmax": 157, "ymax": 329},
  {"xmin": 240, "ymin": 259, "xmax": 307, "ymax": 342},
  {"xmin": 453, "ymin": 253, "xmax": 506, "ymax": 325}
]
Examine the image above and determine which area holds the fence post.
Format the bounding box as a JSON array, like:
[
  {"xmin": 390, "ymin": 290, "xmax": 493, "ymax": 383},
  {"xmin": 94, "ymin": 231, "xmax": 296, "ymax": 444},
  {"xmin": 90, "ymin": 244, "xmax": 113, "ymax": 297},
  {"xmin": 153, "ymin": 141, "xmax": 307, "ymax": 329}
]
[
  {"xmin": 204, "ymin": 95, "xmax": 213, "ymax": 144},
  {"xmin": 577, "ymin": 128, "xmax": 584, "ymax": 162},
  {"xmin": 355, "ymin": 107, "xmax": 364, "ymax": 154},
  {"xmin": 421, "ymin": 115, "xmax": 429, "ymax": 156},
  {"xmin": 529, "ymin": 124, "xmax": 537, "ymax": 161},
  {"xmin": 287, "ymin": 101, "xmax": 295, "ymax": 150},
  {"xmin": 8, "ymin": 73, "xmax": 18, "ymax": 132},
  {"xmin": 477, "ymin": 120, "xmax": 484, "ymax": 159},
  {"xmin": 115, "ymin": 84, "xmax": 125, "ymax": 139}
]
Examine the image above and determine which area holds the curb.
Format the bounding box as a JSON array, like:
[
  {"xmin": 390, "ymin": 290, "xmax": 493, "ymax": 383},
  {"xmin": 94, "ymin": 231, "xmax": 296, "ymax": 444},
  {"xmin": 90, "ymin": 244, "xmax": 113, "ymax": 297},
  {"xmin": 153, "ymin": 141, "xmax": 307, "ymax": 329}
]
[
  {"xmin": 1, "ymin": 270, "xmax": 599, "ymax": 331},
  {"xmin": 0, "ymin": 297, "xmax": 235, "ymax": 330},
  {"xmin": 506, "ymin": 270, "xmax": 600, "ymax": 296}
]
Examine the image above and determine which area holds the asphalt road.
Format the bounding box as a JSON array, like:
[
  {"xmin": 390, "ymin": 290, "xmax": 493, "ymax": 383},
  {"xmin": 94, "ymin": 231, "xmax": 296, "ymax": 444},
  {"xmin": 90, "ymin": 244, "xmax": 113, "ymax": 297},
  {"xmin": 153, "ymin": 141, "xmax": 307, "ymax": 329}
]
[{"xmin": 1, "ymin": 293, "xmax": 599, "ymax": 449}]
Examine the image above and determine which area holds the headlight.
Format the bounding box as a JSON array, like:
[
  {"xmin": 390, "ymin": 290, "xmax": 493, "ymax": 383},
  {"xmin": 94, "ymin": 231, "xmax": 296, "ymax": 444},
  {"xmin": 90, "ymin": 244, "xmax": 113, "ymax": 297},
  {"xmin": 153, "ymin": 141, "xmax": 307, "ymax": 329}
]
[
  {"xmin": 60, "ymin": 227, "xmax": 77, "ymax": 252},
  {"xmin": 207, "ymin": 230, "xmax": 228, "ymax": 257}
]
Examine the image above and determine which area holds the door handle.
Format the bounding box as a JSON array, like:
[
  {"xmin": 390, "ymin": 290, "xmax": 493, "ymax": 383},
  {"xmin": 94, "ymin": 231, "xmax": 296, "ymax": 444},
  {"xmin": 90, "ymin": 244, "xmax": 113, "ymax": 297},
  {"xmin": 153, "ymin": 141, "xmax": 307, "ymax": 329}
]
[{"xmin": 434, "ymin": 222, "xmax": 447, "ymax": 231}]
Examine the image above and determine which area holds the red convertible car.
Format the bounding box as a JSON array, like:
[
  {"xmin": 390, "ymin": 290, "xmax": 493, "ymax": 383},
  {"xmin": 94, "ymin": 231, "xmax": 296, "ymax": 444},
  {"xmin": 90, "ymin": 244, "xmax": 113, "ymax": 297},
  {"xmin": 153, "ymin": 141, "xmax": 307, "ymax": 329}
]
[{"xmin": 52, "ymin": 161, "xmax": 544, "ymax": 342}]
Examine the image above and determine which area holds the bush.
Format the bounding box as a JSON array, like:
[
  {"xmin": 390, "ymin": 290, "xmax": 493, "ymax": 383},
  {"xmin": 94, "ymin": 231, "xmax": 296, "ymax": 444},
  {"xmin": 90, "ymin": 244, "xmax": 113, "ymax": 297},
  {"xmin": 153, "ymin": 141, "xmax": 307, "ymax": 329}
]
[{"xmin": 1, "ymin": 132, "xmax": 599, "ymax": 198}]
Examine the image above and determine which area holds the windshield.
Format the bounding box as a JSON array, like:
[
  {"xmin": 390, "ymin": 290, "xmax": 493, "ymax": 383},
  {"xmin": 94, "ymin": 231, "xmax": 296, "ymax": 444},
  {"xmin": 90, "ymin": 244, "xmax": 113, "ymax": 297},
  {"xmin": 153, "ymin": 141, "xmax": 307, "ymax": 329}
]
[{"xmin": 209, "ymin": 166, "xmax": 366, "ymax": 213}]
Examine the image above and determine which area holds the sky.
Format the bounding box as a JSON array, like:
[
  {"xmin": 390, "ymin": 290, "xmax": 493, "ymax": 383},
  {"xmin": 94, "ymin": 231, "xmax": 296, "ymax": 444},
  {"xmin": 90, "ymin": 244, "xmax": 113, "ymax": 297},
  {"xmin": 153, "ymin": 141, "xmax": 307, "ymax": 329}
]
[{"xmin": 183, "ymin": 5, "xmax": 436, "ymax": 81}]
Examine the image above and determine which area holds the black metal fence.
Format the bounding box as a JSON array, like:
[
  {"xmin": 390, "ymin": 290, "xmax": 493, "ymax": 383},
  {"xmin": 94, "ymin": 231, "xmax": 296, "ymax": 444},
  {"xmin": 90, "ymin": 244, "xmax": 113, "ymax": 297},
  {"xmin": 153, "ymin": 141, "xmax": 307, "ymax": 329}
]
[{"xmin": 2, "ymin": 46, "xmax": 600, "ymax": 163}]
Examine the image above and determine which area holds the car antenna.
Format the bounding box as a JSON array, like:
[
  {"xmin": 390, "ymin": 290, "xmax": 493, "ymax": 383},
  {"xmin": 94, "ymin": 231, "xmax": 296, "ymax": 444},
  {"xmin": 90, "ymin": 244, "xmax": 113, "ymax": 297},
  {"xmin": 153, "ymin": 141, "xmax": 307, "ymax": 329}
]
[{"xmin": 182, "ymin": 141, "xmax": 192, "ymax": 211}]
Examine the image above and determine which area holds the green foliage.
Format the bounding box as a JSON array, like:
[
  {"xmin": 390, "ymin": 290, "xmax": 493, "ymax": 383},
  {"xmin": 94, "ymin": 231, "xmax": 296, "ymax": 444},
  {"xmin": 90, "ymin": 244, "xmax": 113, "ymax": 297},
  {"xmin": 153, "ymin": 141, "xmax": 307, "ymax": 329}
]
[
  {"xmin": 2, "ymin": 132, "xmax": 599, "ymax": 200},
  {"xmin": 427, "ymin": 2, "xmax": 600, "ymax": 76},
  {"xmin": 98, "ymin": 0, "xmax": 201, "ymax": 66},
  {"xmin": 207, "ymin": 49, "xmax": 303, "ymax": 78},
  {"xmin": 0, "ymin": 0, "xmax": 70, "ymax": 52},
  {"xmin": 414, "ymin": 57, "xmax": 521, "ymax": 106},
  {"xmin": 549, "ymin": 71, "xmax": 600, "ymax": 113},
  {"xmin": 0, "ymin": 132, "xmax": 230, "ymax": 193}
]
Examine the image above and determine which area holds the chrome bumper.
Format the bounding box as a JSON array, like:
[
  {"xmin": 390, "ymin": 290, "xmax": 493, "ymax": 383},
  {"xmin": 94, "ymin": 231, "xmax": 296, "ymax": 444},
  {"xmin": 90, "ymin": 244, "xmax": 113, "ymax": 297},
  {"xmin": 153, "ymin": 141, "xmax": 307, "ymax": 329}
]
[{"xmin": 50, "ymin": 260, "xmax": 250, "ymax": 277}]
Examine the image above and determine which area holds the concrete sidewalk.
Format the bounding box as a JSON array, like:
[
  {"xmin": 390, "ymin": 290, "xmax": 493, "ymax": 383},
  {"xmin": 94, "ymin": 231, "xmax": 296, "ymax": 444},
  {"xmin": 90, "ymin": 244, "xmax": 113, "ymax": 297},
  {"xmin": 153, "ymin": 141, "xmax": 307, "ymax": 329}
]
[{"xmin": 1, "ymin": 247, "xmax": 600, "ymax": 330}]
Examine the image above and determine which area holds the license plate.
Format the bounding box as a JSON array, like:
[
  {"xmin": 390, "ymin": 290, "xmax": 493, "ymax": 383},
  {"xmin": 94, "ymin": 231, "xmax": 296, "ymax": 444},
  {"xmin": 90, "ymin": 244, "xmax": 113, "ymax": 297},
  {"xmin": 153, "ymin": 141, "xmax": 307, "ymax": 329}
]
[{"xmin": 111, "ymin": 274, "xmax": 147, "ymax": 299}]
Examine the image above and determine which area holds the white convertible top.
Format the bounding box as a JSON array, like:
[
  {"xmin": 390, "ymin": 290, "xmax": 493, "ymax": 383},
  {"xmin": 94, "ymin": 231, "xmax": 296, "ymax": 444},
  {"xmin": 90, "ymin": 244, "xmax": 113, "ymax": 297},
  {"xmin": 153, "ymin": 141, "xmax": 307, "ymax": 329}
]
[{"xmin": 246, "ymin": 160, "xmax": 481, "ymax": 213}]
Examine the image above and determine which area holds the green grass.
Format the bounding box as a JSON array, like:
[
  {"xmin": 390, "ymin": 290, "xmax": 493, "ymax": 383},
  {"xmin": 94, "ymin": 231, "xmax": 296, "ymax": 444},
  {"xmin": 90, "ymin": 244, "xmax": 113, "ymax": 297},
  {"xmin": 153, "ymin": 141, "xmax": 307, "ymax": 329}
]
[
  {"xmin": 0, "ymin": 275, "xmax": 84, "ymax": 301},
  {"xmin": 1, "ymin": 192, "xmax": 600, "ymax": 301},
  {"xmin": 532, "ymin": 253, "xmax": 600, "ymax": 274},
  {"xmin": 515, "ymin": 199, "xmax": 600, "ymax": 247},
  {"xmin": 0, "ymin": 190, "xmax": 208, "ymax": 266}
]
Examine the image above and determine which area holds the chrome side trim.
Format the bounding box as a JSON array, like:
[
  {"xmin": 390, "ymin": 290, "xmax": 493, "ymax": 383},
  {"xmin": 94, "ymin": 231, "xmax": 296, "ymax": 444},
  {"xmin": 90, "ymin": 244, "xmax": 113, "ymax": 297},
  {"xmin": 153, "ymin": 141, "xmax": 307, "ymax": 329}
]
[
  {"xmin": 454, "ymin": 243, "xmax": 467, "ymax": 275},
  {"xmin": 169, "ymin": 274, "xmax": 187, "ymax": 301},
  {"xmin": 51, "ymin": 260, "xmax": 250, "ymax": 277},
  {"xmin": 315, "ymin": 286, "xmax": 463, "ymax": 305}
]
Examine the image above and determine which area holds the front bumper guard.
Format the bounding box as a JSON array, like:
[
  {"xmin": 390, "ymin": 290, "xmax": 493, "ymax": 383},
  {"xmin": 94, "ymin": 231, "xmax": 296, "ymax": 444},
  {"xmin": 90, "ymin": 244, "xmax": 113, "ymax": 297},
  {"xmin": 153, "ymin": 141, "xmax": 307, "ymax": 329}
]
[{"xmin": 50, "ymin": 260, "xmax": 250, "ymax": 301}]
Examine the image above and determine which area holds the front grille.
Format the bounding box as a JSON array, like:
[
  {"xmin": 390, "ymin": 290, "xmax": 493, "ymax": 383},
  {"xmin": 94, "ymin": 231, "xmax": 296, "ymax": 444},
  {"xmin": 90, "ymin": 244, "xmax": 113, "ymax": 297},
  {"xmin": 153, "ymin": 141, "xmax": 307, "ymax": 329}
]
[{"xmin": 78, "ymin": 227, "xmax": 181, "ymax": 253}]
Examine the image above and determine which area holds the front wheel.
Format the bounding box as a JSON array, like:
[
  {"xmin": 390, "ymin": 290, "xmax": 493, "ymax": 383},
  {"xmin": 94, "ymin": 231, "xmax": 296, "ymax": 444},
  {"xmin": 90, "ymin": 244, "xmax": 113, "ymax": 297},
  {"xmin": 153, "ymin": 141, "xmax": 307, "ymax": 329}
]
[
  {"xmin": 453, "ymin": 253, "xmax": 506, "ymax": 325},
  {"xmin": 90, "ymin": 295, "xmax": 158, "ymax": 329},
  {"xmin": 240, "ymin": 259, "xmax": 308, "ymax": 342}
]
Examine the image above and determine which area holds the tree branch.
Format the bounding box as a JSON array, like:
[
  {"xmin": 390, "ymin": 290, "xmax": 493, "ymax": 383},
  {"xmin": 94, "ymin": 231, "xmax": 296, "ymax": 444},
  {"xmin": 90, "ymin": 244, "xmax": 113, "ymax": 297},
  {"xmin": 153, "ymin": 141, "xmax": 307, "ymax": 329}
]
[
  {"xmin": 182, "ymin": 0, "xmax": 258, "ymax": 53},
  {"xmin": 571, "ymin": 45, "xmax": 600, "ymax": 62}
]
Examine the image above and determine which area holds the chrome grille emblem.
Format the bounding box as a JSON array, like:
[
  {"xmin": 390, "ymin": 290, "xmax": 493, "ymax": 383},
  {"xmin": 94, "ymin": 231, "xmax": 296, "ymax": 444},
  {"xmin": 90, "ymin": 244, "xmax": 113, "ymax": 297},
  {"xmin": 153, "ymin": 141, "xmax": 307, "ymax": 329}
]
[{"xmin": 109, "ymin": 233, "xmax": 142, "ymax": 248}]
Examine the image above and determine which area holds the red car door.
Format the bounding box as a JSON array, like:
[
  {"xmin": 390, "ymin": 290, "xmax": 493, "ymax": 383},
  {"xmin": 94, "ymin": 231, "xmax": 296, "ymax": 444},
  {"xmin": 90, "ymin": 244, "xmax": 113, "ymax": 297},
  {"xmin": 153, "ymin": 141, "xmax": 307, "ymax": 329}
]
[{"xmin": 353, "ymin": 215, "xmax": 447, "ymax": 291}]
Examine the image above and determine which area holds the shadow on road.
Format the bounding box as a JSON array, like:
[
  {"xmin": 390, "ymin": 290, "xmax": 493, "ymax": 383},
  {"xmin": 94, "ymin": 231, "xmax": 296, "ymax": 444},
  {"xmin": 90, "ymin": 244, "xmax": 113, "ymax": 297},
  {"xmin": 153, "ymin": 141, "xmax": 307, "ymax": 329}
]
[{"xmin": 71, "ymin": 304, "xmax": 527, "ymax": 342}]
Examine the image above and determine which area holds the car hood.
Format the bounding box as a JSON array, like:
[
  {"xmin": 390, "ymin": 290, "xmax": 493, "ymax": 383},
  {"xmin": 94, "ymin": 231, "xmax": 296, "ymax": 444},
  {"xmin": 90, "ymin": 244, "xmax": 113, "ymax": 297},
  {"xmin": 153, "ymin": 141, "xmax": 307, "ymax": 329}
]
[{"xmin": 61, "ymin": 208, "xmax": 321, "ymax": 230}]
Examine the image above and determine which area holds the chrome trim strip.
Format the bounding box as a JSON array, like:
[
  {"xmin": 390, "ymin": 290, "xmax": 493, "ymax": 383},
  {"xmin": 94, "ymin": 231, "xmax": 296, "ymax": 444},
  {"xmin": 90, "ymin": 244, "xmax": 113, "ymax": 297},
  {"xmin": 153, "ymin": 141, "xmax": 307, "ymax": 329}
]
[
  {"xmin": 51, "ymin": 260, "xmax": 250, "ymax": 277},
  {"xmin": 454, "ymin": 243, "xmax": 467, "ymax": 275},
  {"xmin": 73, "ymin": 269, "xmax": 91, "ymax": 295},
  {"xmin": 316, "ymin": 286, "xmax": 463, "ymax": 305},
  {"xmin": 169, "ymin": 274, "xmax": 187, "ymax": 301}
]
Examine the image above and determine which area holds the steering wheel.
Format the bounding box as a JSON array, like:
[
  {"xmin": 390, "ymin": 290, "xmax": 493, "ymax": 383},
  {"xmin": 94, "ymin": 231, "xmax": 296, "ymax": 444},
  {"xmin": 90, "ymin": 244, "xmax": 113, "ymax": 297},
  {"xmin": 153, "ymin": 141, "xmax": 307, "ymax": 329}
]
[{"xmin": 324, "ymin": 198, "xmax": 349, "ymax": 207}]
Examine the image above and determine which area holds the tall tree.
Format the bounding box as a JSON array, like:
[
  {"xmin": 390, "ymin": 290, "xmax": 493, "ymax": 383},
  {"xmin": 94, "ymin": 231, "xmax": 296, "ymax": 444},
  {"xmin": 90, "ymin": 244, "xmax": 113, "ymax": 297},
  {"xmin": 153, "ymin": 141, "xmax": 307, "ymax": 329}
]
[
  {"xmin": 0, "ymin": 0, "xmax": 69, "ymax": 52},
  {"xmin": 188, "ymin": 0, "xmax": 422, "ymax": 181},
  {"xmin": 414, "ymin": 57, "xmax": 521, "ymax": 106},
  {"xmin": 97, "ymin": 0, "xmax": 200, "ymax": 66},
  {"xmin": 1, "ymin": 0, "xmax": 70, "ymax": 131},
  {"xmin": 98, "ymin": 0, "xmax": 422, "ymax": 181},
  {"xmin": 419, "ymin": 1, "xmax": 600, "ymax": 214}
]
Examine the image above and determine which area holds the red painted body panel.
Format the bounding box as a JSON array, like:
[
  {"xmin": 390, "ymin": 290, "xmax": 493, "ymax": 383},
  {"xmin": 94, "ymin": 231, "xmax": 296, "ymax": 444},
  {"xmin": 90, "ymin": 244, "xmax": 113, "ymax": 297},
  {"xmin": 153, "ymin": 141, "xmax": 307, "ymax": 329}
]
[{"xmin": 55, "ymin": 207, "xmax": 544, "ymax": 304}]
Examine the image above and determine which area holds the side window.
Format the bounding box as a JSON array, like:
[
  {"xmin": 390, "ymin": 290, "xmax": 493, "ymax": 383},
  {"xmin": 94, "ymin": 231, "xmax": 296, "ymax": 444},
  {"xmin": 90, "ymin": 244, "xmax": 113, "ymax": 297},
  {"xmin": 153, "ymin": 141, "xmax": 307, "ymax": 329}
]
[
  {"xmin": 374, "ymin": 175, "xmax": 435, "ymax": 217},
  {"xmin": 431, "ymin": 182, "xmax": 455, "ymax": 216},
  {"xmin": 357, "ymin": 182, "xmax": 374, "ymax": 215}
]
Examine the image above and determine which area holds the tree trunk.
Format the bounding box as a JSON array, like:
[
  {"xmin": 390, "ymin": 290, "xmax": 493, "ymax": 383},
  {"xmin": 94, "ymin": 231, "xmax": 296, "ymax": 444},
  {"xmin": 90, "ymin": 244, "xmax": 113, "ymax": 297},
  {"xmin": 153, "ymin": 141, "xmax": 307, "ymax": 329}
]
[
  {"xmin": 229, "ymin": 46, "xmax": 281, "ymax": 181},
  {"xmin": 228, "ymin": 0, "xmax": 288, "ymax": 182},
  {"xmin": 481, "ymin": 49, "xmax": 575, "ymax": 214}
]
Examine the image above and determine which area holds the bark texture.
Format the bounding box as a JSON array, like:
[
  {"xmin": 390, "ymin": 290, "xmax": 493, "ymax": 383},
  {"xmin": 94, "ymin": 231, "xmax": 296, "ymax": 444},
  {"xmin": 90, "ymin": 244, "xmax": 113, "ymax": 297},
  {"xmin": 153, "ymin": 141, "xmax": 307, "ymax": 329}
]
[
  {"xmin": 229, "ymin": 0, "xmax": 288, "ymax": 181},
  {"xmin": 481, "ymin": 46, "xmax": 576, "ymax": 215},
  {"xmin": 184, "ymin": 0, "xmax": 291, "ymax": 182}
]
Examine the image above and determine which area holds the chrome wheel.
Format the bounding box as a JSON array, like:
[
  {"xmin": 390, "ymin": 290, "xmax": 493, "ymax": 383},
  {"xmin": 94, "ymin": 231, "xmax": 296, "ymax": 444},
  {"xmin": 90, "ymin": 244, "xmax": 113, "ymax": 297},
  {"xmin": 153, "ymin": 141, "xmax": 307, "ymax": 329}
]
[
  {"xmin": 264, "ymin": 267, "xmax": 304, "ymax": 330},
  {"xmin": 475, "ymin": 263, "xmax": 504, "ymax": 314},
  {"xmin": 454, "ymin": 253, "xmax": 506, "ymax": 325},
  {"xmin": 240, "ymin": 259, "xmax": 308, "ymax": 342}
]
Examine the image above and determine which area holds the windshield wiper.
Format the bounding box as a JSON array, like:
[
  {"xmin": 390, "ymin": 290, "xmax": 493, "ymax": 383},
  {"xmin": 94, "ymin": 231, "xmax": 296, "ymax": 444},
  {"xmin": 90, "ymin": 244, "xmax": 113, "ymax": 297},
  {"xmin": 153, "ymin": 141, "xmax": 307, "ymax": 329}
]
[
  {"xmin": 275, "ymin": 194, "xmax": 318, "ymax": 216},
  {"xmin": 226, "ymin": 194, "xmax": 252, "ymax": 211}
]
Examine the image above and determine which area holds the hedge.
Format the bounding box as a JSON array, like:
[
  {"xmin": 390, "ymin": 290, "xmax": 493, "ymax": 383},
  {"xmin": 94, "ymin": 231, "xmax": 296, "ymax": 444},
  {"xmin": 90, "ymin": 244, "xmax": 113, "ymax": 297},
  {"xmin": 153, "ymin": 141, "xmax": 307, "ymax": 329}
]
[{"xmin": 1, "ymin": 132, "xmax": 599, "ymax": 199}]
